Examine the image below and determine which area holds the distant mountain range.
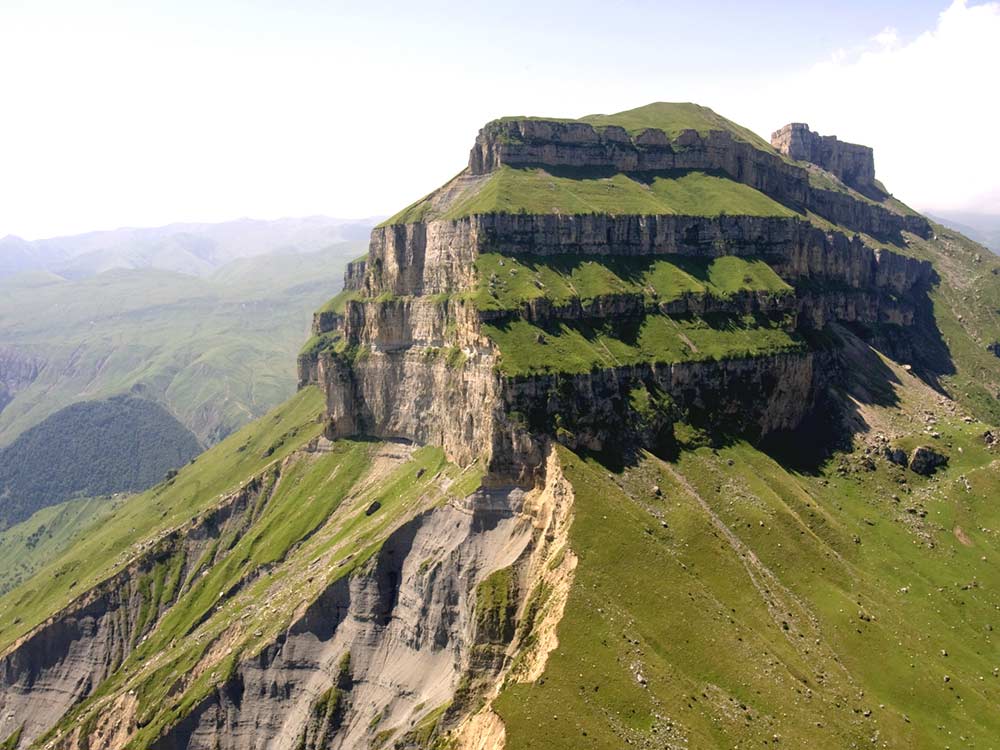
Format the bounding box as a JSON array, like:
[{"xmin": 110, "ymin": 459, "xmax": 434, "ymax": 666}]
[
  {"xmin": 0, "ymin": 215, "xmax": 380, "ymax": 279},
  {"xmin": 928, "ymin": 210, "xmax": 1000, "ymax": 253},
  {"xmin": 0, "ymin": 217, "xmax": 374, "ymax": 447}
]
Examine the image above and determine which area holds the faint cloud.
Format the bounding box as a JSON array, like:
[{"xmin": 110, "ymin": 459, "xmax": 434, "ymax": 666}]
[
  {"xmin": 871, "ymin": 26, "xmax": 900, "ymax": 50},
  {"xmin": 761, "ymin": 0, "xmax": 1000, "ymax": 213}
]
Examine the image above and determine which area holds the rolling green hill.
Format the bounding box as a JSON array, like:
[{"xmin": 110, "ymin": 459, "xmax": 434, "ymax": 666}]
[
  {"xmin": 0, "ymin": 239, "xmax": 367, "ymax": 447},
  {"xmin": 0, "ymin": 394, "xmax": 201, "ymax": 530}
]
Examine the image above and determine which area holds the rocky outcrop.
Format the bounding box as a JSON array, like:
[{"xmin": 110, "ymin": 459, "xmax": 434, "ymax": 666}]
[
  {"xmin": 498, "ymin": 351, "xmax": 823, "ymax": 464},
  {"xmin": 468, "ymin": 118, "xmax": 929, "ymax": 240},
  {"xmin": 771, "ymin": 123, "xmax": 877, "ymax": 193},
  {"xmin": 909, "ymin": 445, "xmax": 948, "ymax": 475},
  {"xmin": 0, "ymin": 348, "xmax": 41, "ymax": 417},
  {"xmin": 367, "ymin": 214, "xmax": 932, "ymax": 298},
  {"xmin": 148, "ymin": 483, "xmax": 544, "ymax": 750},
  {"xmin": 470, "ymin": 120, "xmax": 806, "ymax": 206},
  {"xmin": 478, "ymin": 288, "xmax": 797, "ymax": 326},
  {"xmin": 344, "ymin": 257, "xmax": 367, "ymax": 291},
  {"xmin": 797, "ymin": 289, "xmax": 914, "ymax": 329}
]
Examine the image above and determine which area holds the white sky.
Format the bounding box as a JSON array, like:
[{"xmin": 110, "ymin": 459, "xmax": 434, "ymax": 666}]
[{"xmin": 0, "ymin": 0, "xmax": 997, "ymax": 239}]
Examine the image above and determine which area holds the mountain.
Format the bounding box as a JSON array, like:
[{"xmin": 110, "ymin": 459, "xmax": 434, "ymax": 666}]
[
  {"xmin": 0, "ymin": 216, "xmax": 378, "ymax": 280},
  {"xmin": 0, "ymin": 238, "xmax": 368, "ymax": 447},
  {"xmin": 1, "ymin": 104, "xmax": 999, "ymax": 749},
  {"xmin": 928, "ymin": 210, "xmax": 1000, "ymax": 253},
  {"xmin": 0, "ymin": 394, "xmax": 201, "ymax": 531}
]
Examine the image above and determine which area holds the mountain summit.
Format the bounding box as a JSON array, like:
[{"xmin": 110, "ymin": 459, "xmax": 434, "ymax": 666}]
[{"xmin": 2, "ymin": 103, "xmax": 999, "ymax": 749}]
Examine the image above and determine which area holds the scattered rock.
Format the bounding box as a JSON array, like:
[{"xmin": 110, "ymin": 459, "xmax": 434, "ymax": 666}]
[
  {"xmin": 908, "ymin": 446, "xmax": 948, "ymax": 476},
  {"xmin": 884, "ymin": 447, "xmax": 908, "ymax": 467}
]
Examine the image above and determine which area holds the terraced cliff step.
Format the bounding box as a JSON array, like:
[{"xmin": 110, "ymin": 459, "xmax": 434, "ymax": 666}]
[
  {"xmin": 300, "ymin": 103, "xmax": 941, "ymax": 478},
  {"xmin": 367, "ymin": 213, "xmax": 931, "ymax": 298},
  {"xmin": 459, "ymin": 103, "xmax": 930, "ymax": 239}
]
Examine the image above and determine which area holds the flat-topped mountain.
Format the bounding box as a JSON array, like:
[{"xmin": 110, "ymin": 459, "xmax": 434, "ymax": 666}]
[
  {"xmin": 299, "ymin": 102, "xmax": 938, "ymax": 480},
  {"xmin": 2, "ymin": 103, "xmax": 999, "ymax": 750}
]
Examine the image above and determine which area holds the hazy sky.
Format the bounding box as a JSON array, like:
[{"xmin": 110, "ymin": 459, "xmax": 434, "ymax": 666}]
[{"xmin": 1, "ymin": 0, "xmax": 998, "ymax": 238}]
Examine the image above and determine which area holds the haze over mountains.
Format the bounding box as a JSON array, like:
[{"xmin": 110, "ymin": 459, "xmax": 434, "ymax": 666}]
[
  {"xmin": 929, "ymin": 210, "xmax": 1000, "ymax": 253},
  {"xmin": 0, "ymin": 216, "xmax": 378, "ymax": 280}
]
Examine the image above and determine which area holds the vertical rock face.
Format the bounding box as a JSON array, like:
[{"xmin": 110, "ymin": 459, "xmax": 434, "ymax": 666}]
[
  {"xmin": 298, "ymin": 108, "xmax": 938, "ymax": 480},
  {"xmin": 343, "ymin": 257, "xmax": 367, "ymax": 291},
  {"xmin": 771, "ymin": 123, "xmax": 877, "ymax": 193}
]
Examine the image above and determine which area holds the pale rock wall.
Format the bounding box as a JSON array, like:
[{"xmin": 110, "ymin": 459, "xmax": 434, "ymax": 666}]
[
  {"xmin": 365, "ymin": 215, "xmax": 932, "ymax": 298},
  {"xmin": 149, "ymin": 486, "xmax": 537, "ymax": 750},
  {"xmin": 469, "ymin": 119, "xmax": 929, "ymax": 239},
  {"xmin": 771, "ymin": 123, "xmax": 877, "ymax": 192}
]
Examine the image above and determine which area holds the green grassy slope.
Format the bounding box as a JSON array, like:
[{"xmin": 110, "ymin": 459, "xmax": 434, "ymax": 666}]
[
  {"xmin": 484, "ymin": 313, "xmax": 802, "ymax": 376},
  {"xmin": 496, "ymin": 425, "xmax": 1000, "ymax": 748},
  {"xmin": 0, "ymin": 386, "xmax": 326, "ymax": 650},
  {"xmin": 0, "ymin": 241, "xmax": 365, "ymax": 447},
  {"xmin": 472, "ymin": 254, "xmax": 792, "ymax": 312},
  {"xmin": 386, "ymin": 167, "xmax": 794, "ymax": 225},
  {"xmin": 0, "ymin": 496, "xmax": 117, "ymax": 597}
]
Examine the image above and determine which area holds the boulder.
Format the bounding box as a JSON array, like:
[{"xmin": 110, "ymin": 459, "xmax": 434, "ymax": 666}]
[{"xmin": 908, "ymin": 446, "xmax": 948, "ymax": 476}]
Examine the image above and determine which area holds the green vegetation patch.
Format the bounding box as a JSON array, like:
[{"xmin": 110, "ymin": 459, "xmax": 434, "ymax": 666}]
[
  {"xmin": 472, "ymin": 253, "xmax": 792, "ymax": 312},
  {"xmin": 317, "ymin": 286, "xmax": 362, "ymax": 315},
  {"xmin": 386, "ymin": 167, "xmax": 794, "ymax": 225},
  {"xmin": 495, "ymin": 438, "xmax": 1000, "ymax": 748},
  {"xmin": 483, "ymin": 313, "xmax": 803, "ymax": 376},
  {"xmin": 0, "ymin": 395, "xmax": 202, "ymax": 529},
  {"xmin": 0, "ymin": 386, "xmax": 326, "ymax": 652},
  {"xmin": 475, "ymin": 566, "xmax": 518, "ymax": 643}
]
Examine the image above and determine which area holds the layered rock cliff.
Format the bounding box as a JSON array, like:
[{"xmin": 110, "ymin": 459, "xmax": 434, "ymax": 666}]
[
  {"xmin": 771, "ymin": 122, "xmax": 878, "ymax": 193},
  {"xmin": 3, "ymin": 102, "xmax": 1000, "ymax": 750},
  {"xmin": 300, "ymin": 104, "xmax": 937, "ymax": 480}
]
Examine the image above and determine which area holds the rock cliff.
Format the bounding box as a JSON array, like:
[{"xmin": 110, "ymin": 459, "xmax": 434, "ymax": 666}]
[
  {"xmin": 771, "ymin": 122, "xmax": 877, "ymax": 193},
  {"xmin": 300, "ymin": 106, "xmax": 936, "ymax": 481},
  {"xmin": 4, "ymin": 102, "xmax": 1000, "ymax": 750}
]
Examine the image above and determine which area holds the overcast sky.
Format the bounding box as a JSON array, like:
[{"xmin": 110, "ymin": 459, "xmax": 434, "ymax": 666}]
[{"xmin": 1, "ymin": 0, "xmax": 997, "ymax": 239}]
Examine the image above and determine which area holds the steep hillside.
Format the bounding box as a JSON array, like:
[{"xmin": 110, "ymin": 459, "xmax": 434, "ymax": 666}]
[
  {"xmin": 1, "ymin": 103, "xmax": 999, "ymax": 750},
  {"xmin": 0, "ymin": 394, "xmax": 201, "ymax": 530},
  {"xmin": 0, "ymin": 496, "xmax": 118, "ymax": 596},
  {"xmin": 0, "ymin": 240, "xmax": 366, "ymax": 447}
]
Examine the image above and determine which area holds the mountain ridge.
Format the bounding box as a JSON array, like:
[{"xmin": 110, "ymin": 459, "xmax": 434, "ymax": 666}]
[{"xmin": 1, "ymin": 102, "xmax": 998, "ymax": 750}]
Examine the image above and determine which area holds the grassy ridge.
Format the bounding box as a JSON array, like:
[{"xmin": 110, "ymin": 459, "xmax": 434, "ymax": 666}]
[
  {"xmin": 473, "ymin": 254, "xmax": 792, "ymax": 312},
  {"xmin": 386, "ymin": 168, "xmax": 795, "ymax": 225},
  {"xmin": 45, "ymin": 441, "xmax": 474, "ymax": 748},
  {"xmin": 484, "ymin": 313, "xmax": 802, "ymax": 376}
]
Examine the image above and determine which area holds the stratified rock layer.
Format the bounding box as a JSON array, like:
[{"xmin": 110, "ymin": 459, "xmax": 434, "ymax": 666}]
[{"xmin": 300, "ymin": 111, "xmax": 936, "ymax": 480}]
